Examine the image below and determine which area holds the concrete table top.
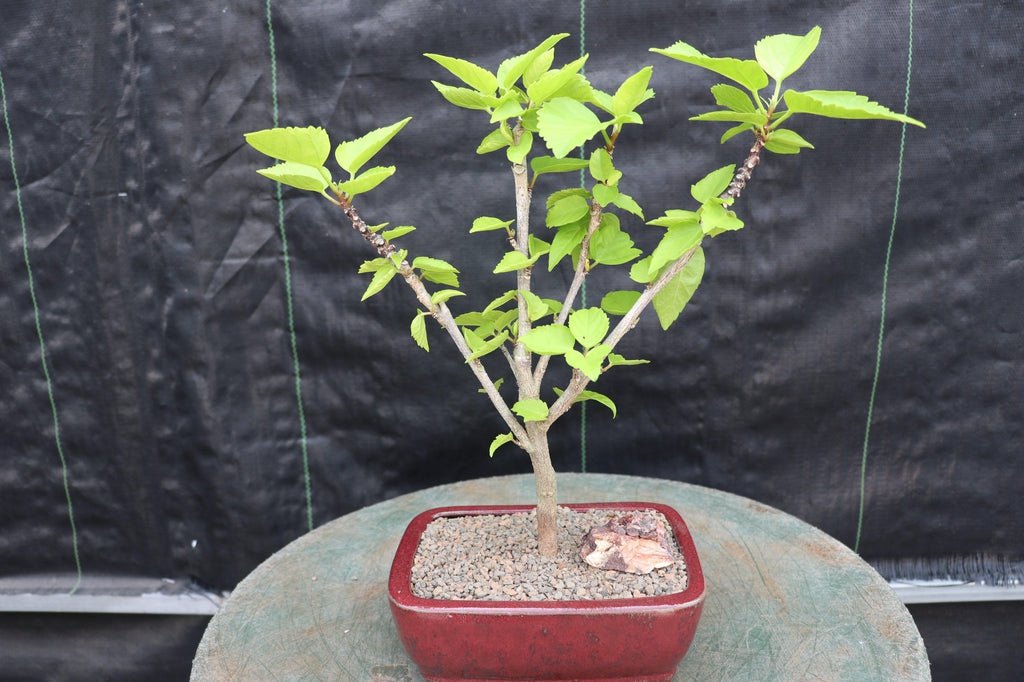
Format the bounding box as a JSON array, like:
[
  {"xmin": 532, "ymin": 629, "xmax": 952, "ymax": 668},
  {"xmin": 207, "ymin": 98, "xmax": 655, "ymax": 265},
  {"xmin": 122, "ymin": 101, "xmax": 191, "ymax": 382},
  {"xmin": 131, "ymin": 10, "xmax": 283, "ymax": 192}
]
[{"xmin": 192, "ymin": 473, "xmax": 930, "ymax": 681}]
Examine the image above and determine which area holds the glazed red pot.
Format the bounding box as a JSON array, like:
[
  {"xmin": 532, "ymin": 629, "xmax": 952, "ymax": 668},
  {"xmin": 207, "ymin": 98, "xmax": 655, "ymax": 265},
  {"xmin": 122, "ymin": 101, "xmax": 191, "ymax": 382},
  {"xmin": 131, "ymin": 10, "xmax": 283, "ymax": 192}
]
[{"xmin": 388, "ymin": 502, "xmax": 705, "ymax": 682}]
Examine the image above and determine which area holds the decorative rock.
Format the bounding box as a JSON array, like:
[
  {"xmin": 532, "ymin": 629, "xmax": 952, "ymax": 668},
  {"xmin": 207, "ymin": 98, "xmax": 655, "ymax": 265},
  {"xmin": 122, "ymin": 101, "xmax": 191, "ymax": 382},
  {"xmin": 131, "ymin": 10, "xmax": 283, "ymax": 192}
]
[{"xmin": 580, "ymin": 511, "xmax": 675, "ymax": 574}]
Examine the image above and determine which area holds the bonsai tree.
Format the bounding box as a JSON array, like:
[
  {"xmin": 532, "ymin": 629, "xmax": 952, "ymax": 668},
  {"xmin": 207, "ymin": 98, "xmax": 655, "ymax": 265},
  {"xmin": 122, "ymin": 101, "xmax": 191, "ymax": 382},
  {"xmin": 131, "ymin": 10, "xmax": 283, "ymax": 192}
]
[{"xmin": 244, "ymin": 28, "xmax": 922, "ymax": 557}]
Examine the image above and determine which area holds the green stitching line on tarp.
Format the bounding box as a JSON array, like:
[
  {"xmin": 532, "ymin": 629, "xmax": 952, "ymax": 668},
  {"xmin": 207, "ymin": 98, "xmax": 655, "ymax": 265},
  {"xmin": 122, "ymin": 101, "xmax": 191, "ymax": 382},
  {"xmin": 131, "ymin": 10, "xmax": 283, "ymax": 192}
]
[
  {"xmin": 1, "ymin": 60, "xmax": 83, "ymax": 593},
  {"xmin": 856, "ymin": 0, "xmax": 915, "ymax": 553},
  {"xmin": 265, "ymin": 0, "xmax": 314, "ymax": 532},
  {"xmin": 577, "ymin": 0, "xmax": 588, "ymax": 473}
]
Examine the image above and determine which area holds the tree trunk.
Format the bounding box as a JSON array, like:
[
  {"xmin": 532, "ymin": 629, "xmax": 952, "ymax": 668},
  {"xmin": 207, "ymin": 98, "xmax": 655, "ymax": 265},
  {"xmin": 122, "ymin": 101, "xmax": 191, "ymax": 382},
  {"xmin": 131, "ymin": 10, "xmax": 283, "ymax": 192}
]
[{"xmin": 526, "ymin": 423, "xmax": 558, "ymax": 557}]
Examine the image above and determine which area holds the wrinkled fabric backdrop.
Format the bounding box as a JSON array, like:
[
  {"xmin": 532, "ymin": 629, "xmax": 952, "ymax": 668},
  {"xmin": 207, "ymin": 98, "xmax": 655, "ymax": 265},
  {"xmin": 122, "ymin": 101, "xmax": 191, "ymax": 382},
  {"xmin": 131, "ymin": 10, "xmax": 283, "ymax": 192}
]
[{"xmin": 1, "ymin": 0, "xmax": 1022, "ymax": 678}]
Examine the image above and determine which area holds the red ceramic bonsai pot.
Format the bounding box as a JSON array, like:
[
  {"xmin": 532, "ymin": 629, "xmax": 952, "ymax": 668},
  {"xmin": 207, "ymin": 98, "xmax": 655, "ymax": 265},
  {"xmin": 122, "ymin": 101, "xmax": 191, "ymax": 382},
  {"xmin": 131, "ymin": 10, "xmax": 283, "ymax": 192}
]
[{"xmin": 388, "ymin": 502, "xmax": 705, "ymax": 681}]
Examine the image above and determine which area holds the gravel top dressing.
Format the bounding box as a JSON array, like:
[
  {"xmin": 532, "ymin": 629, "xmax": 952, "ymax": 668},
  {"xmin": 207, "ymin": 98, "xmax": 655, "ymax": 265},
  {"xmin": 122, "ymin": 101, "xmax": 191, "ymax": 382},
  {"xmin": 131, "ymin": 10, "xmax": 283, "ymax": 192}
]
[{"xmin": 410, "ymin": 507, "xmax": 689, "ymax": 601}]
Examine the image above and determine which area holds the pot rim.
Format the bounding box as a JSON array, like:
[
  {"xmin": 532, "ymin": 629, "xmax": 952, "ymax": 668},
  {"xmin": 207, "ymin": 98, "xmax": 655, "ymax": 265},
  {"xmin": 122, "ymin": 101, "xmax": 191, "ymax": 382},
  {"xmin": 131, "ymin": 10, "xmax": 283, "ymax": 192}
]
[{"xmin": 388, "ymin": 501, "xmax": 706, "ymax": 614}]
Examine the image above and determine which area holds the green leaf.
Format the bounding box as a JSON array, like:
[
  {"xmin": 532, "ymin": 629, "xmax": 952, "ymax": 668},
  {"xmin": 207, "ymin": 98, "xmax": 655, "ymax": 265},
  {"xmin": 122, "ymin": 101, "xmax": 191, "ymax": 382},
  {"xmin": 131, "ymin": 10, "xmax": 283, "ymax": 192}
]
[
  {"xmin": 423, "ymin": 53, "xmax": 498, "ymax": 94},
  {"xmin": 430, "ymin": 81, "xmax": 498, "ymax": 111},
  {"xmin": 529, "ymin": 234, "xmax": 551, "ymax": 257},
  {"xmin": 491, "ymin": 97, "xmax": 525, "ymax": 123},
  {"xmin": 690, "ymin": 111, "xmax": 768, "ymax": 125},
  {"xmin": 629, "ymin": 255, "xmax": 661, "ymax": 284},
  {"xmin": 565, "ymin": 344, "xmax": 611, "ymax": 381},
  {"xmin": 526, "ymin": 55, "xmax": 589, "ymax": 105},
  {"xmin": 421, "ymin": 270, "xmax": 459, "ymax": 288},
  {"xmin": 721, "ymin": 124, "xmax": 753, "ymax": 144},
  {"xmin": 520, "ymin": 324, "xmax": 575, "ymax": 355},
  {"xmin": 479, "ymin": 377, "xmax": 505, "ymax": 394},
  {"xmin": 600, "ymin": 290, "xmax": 640, "ymax": 316},
  {"xmin": 610, "ymin": 192, "xmax": 644, "ymax": 219},
  {"xmin": 546, "ymin": 187, "xmax": 590, "ymax": 209},
  {"xmin": 764, "ymin": 128, "xmax": 815, "ymax": 155},
  {"xmin": 245, "ymin": 126, "xmax": 331, "ymax": 166},
  {"xmin": 550, "ymin": 73, "xmax": 595, "ymax": 102},
  {"xmin": 493, "ymin": 251, "xmax": 541, "ymax": 273},
  {"xmin": 483, "ymin": 290, "xmax": 517, "ymax": 314},
  {"xmin": 489, "ymin": 433, "xmax": 515, "ymax": 458},
  {"xmin": 711, "ymin": 84, "xmax": 756, "ymax": 113},
  {"xmin": 455, "ymin": 311, "xmax": 495, "ymax": 326},
  {"xmin": 606, "ymin": 353, "xmax": 650, "ymax": 367},
  {"xmin": 589, "ymin": 148, "xmax": 615, "ymax": 183},
  {"xmin": 531, "ymin": 156, "xmax": 590, "ymax": 178},
  {"xmin": 471, "ymin": 216, "xmax": 514, "ymax": 234},
  {"xmin": 334, "ymin": 118, "xmax": 411, "ymax": 175},
  {"xmin": 413, "ymin": 256, "xmax": 459, "ymax": 274},
  {"xmin": 592, "ymin": 183, "xmax": 618, "ymax": 207},
  {"xmin": 568, "ymin": 308, "xmax": 609, "ymax": 348},
  {"xmin": 430, "ymin": 289, "xmax": 465, "ymax": 305},
  {"xmin": 381, "ymin": 225, "xmax": 416, "ymax": 241},
  {"xmin": 464, "ymin": 329, "xmax": 509, "ymax": 361},
  {"xmin": 506, "ymin": 130, "xmax": 533, "ymax": 164},
  {"xmin": 497, "ymin": 34, "xmax": 570, "ymax": 90},
  {"xmin": 754, "ymin": 26, "xmax": 821, "ymax": 82},
  {"xmin": 691, "ymin": 165, "xmax": 735, "ymax": 203},
  {"xmin": 546, "ymin": 194, "xmax": 591, "ymax": 227},
  {"xmin": 519, "ymin": 290, "xmax": 550, "ymax": 321},
  {"xmin": 523, "ymin": 48, "xmax": 556, "ymax": 87},
  {"xmin": 652, "ymin": 247, "xmax": 705, "ymax": 330},
  {"xmin": 256, "ymin": 162, "xmax": 330, "ymax": 192},
  {"xmin": 548, "ymin": 221, "xmax": 587, "ymax": 270},
  {"xmin": 650, "ymin": 42, "xmax": 768, "ymax": 92},
  {"xmin": 335, "ymin": 165, "xmax": 395, "ymax": 197},
  {"xmin": 647, "ymin": 209, "xmax": 699, "ymax": 228},
  {"xmin": 477, "ymin": 128, "xmax": 510, "ymax": 154},
  {"xmin": 536, "ymin": 97, "xmax": 604, "ymax": 158},
  {"xmin": 577, "ymin": 389, "xmax": 617, "ymax": 418},
  {"xmin": 512, "ymin": 398, "xmax": 549, "ymax": 422},
  {"xmin": 650, "ymin": 223, "xmax": 703, "ymax": 271},
  {"xmin": 612, "ymin": 66, "xmax": 655, "ymax": 116},
  {"xmin": 590, "ymin": 215, "xmax": 642, "ymax": 266},
  {"xmin": 783, "ymin": 89, "xmax": 925, "ymax": 127},
  {"xmin": 361, "ymin": 266, "xmax": 397, "ymax": 301},
  {"xmin": 410, "ymin": 313, "xmax": 429, "ymax": 351},
  {"xmin": 357, "ymin": 257, "xmax": 391, "ymax": 274},
  {"xmin": 700, "ymin": 202, "xmax": 744, "ymax": 235}
]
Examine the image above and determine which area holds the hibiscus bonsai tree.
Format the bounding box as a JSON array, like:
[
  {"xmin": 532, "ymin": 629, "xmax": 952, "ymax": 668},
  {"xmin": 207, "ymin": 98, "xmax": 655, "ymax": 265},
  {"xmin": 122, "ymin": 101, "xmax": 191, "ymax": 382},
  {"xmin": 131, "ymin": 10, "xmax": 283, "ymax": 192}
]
[{"xmin": 244, "ymin": 28, "xmax": 922, "ymax": 557}]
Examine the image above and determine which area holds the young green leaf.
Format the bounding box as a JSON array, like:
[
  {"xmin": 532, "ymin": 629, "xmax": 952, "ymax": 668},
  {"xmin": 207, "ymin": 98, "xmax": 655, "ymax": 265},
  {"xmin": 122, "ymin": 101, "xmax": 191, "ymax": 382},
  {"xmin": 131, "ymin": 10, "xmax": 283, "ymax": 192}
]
[
  {"xmin": 549, "ymin": 73, "xmax": 595, "ymax": 103},
  {"xmin": 612, "ymin": 66, "xmax": 655, "ymax": 116},
  {"xmin": 522, "ymin": 48, "xmax": 556, "ymax": 87},
  {"xmin": 357, "ymin": 257, "xmax": 391, "ymax": 274},
  {"xmin": 711, "ymin": 84, "xmax": 756, "ymax": 113},
  {"xmin": 256, "ymin": 162, "xmax": 330, "ymax": 193},
  {"xmin": 410, "ymin": 312, "xmax": 429, "ymax": 351},
  {"xmin": 423, "ymin": 53, "xmax": 498, "ymax": 94},
  {"xmin": 700, "ymin": 202, "xmax": 744, "ymax": 235},
  {"xmin": 471, "ymin": 216, "xmax": 514, "ymax": 234},
  {"xmin": 546, "ymin": 194, "xmax": 591, "ymax": 227},
  {"xmin": 506, "ymin": 130, "xmax": 533, "ymax": 164},
  {"xmin": 466, "ymin": 329, "xmax": 510, "ymax": 361},
  {"xmin": 721, "ymin": 123, "xmax": 753, "ymax": 144},
  {"xmin": 754, "ymin": 26, "xmax": 821, "ymax": 83},
  {"xmin": 565, "ymin": 344, "xmax": 611, "ymax": 381},
  {"xmin": 568, "ymin": 308, "xmax": 610, "ymax": 348},
  {"xmin": 512, "ymin": 398, "xmax": 549, "ymax": 422},
  {"xmin": 335, "ymin": 165, "xmax": 396, "ymax": 197},
  {"xmin": 536, "ymin": 97, "xmax": 605, "ymax": 159},
  {"xmin": 589, "ymin": 148, "xmax": 615, "ymax": 183},
  {"xmin": 548, "ymin": 221, "xmax": 587, "ymax": 270},
  {"xmin": 629, "ymin": 255, "xmax": 661, "ymax": 284},
  {"xmin": 477, "ymin": 128, "xmax": 511, "ymax": 154},
  {"xmin": 413, "ymin": 256, "xmax": 459, "ymax": 274},
  {"xmin": 380, "ymin": 225, "xmax": 416, "ymax": 241},
  {"xmin": 531, "ymin": 156, "xmax": 590, "ymax": 179},
  {"xmin": 519, "ymin": 290, "xmax": 550, "ymax": 321},
  {"xmin": 491, "ymin": 97, "xmax": 525, "ymax": 124},
  {"xmin": 650, "ymin": 223, "xmax": 703, "ymax": 271},
  {"xmin": 430, "ymin": 81, "xmax": 498, "ymax": 111},
  {"xmin": 520, "ymin": 324, "xmax": 575, "ymax": 355},
  {"xmin": 552, "ymin": 387, "xmax": 617, "ymax": 418},
  {"xmin": 610, "ymin": 192, "xmax": 644, "ymax": 219},
  {"xmin": 546, "ymin": 187, "xmax": 591, "ymax": 209},
  {"xmin": 245, "ymin": 126, "xmax": 331, "ymax": 166},
  {"xmin": 764, "ymin": 128, "xmax": 814, "ymax": 154},
  {"xmin": 430, "ymin": 289, "xmax": 465, "ymax": 305},
  {"xmin": 690, "ymin": 111, "xmax": 768, "ymax": 125},
  {"xmin": 782, "ymin": 89, "xmax": 925, "ymax": 127},
  {"xmin": 590, "ymin": 217, "xmax": 642, "ymax": 266},
  {"xmin": 652, "ymin": 247, "xmax": 705, "ymax": 330},
  {"xmin": 493, "ymin": 251, "xmax": 541, "ymax": 274},
  {"xmin": 650, "ymin": 42, "xmax": 768, "ymax": 92},
  {"xmin": 489, "ymin": 432, "xmax": 515, "ymax": 457},
  {"xmin": 479, "ymin": 377, "xmax": 505, "ymax": 394},
  {"xmin": 361, "ymin": 266, "xmax": 397, "ymax": 301},
  {"xmin": 497, "ymin": 34, "xmax": 570, "ymax": 90},
  {"xmin": 526, "ymin": 55, "xmax": 589, "ymax": 105},
  {"xmin": 606, "ymin": 352, "xmax": 650, "ymax": 367},
  {"xmin": 334, "ymin": 118, "xmax": 411, "ymax": 175},
  {"xmin": 691, "ymin": 165, "xmax": 736, "ymax": 203},
  {"xmin": 483, "ymin": 290, "xmax": 517, "ymax": 314},
  {"xmin": 529, "ymin": 235, "xmax": 552, "ymax": 257},
  {"xmin": 600, "ymin": 290, "xmax": 641, "ymax": 316},
  {"xmin": 647, "ymin": 209, "xmax": 699, "ymax": 228},
  {"xmin": 592, "ymin": 183, "xmax": 618, "ymax": 207},
  {"xmin": 455, "ymin": 311, "xmax": 497, "ymax": 327}
]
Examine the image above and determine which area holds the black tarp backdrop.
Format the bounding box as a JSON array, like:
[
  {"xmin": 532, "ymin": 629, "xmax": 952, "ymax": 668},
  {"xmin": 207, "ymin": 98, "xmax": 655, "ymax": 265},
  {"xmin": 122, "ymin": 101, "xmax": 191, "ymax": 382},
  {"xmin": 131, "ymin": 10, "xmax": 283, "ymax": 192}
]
[{"xmin": 1, "ymin": 0, "xmax": 1022, "ymax": 678}]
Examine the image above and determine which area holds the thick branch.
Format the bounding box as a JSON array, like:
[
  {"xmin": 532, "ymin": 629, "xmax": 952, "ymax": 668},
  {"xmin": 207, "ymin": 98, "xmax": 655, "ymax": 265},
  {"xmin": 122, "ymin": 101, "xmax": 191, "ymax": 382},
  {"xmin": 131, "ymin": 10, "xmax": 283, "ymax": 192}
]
[
  {"xmin": 546, "ymin": 134, "xmax": 767, "ymax": 425},
  {"xmin": 338, "ymin": 201, "xmax": 530, "ymax": 445},
  {"xmin": 533, "ymin": 200, "xmax": 602, "ymax": 385}
]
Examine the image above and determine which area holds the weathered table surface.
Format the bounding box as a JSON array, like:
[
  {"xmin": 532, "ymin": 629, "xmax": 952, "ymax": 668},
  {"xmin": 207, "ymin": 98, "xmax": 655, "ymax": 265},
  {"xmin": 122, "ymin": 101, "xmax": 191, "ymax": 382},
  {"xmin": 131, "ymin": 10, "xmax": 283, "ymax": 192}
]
[{"xmin": 192, "ymin": 473, "xmax": 930, "ymax": 681}]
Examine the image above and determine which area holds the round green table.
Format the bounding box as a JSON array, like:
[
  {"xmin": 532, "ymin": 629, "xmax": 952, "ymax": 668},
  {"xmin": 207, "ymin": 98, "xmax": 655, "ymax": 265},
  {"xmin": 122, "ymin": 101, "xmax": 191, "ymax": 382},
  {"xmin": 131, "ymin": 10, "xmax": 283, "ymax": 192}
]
[{"xmin": 192, "ymin": 474, "xmax": 930, "ymax": 681}]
